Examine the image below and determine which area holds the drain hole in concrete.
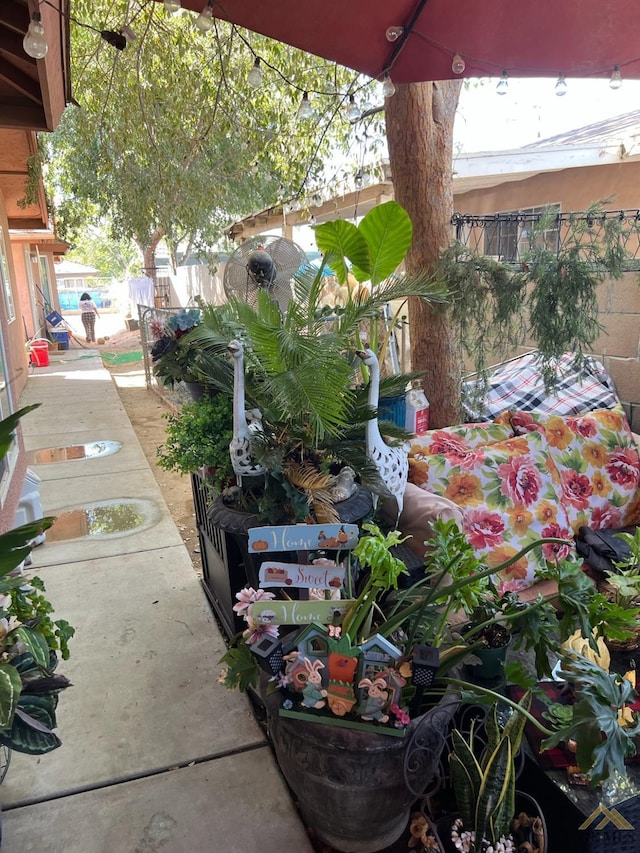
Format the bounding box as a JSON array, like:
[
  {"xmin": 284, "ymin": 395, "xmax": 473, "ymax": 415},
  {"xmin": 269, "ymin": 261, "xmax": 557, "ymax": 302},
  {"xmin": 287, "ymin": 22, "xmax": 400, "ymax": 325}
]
[
  {"xmin": 27, "ymin": 440, "xmax": 122, "ymax": 464},
  {"xmin": 47, "ymin": 499, "xmax": 160, "ymax": 542}
]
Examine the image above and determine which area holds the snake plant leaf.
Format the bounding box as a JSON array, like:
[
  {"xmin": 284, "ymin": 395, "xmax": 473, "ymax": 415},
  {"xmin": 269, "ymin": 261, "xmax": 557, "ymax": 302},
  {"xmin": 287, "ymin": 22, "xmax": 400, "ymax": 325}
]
[
  {"xmin": 12, "ymin": 627, "xmax": 51, "ymax": 671},
  {"xmin": 0, "ymin": 694, "xmax": 61, "ymax": 754},
  {"xmin": 353, "ymin": 201, "xmax": 412, "ymax": 286},
  {"xmin": 313, "ymin": 219, "xmax": 369, "ymax": 285},
  {"xmin": 0, "ymin": 663, "xmax": 22, "ymax": 729},
  {"xmin": 474, "ymin": 736, "xmax": 512, "ymax": 848},
  {"xmin": 449, "ymin": 727, "xmax": 482, "ymax": 829}
]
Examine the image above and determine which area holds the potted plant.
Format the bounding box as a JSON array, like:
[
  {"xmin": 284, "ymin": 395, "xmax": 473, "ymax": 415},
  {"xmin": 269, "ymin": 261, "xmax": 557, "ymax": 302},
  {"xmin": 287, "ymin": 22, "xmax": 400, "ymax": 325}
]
[
  {"xmin": 0, "ymin": 406, "xmax": 74, "ymax": 761},
  {"xmin": 597, "ymin": 527, "xmax": 640, "ymax": 650}
]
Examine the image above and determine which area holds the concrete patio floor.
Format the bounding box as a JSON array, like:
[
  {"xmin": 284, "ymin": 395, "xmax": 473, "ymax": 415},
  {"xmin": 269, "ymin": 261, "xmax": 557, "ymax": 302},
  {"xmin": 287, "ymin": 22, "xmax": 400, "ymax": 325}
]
[{"xmin": 2, "ymin": 348, "xmax": 313, "ymax": 852}]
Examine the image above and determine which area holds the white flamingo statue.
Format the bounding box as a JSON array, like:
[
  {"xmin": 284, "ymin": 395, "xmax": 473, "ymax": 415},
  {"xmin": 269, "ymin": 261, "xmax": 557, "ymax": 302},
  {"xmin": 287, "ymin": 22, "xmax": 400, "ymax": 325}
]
[
  {"xmin": 356, "ymin": 348, "xmax": 408, "ymax": 521},
  {"xmin": 228, "ymin": 339, "xmax": 265, "ymax": 485}
]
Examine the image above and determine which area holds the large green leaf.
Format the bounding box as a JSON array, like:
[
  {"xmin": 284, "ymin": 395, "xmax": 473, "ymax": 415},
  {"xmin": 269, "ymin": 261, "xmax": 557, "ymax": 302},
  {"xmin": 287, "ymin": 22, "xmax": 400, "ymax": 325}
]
[
  {"xmin": 352, "ymin": 201, "xmax": 412, "ymax": 285},
  {"xmin": 0, "ymin": 663, "xmax": 22, "ymax": 729},
  {"xmin": 475, "ymin": 737, "xmax": 512, "ymax": 847},
  {"xmin": 0, "ymin": 694, "xmax": 61, "ymax": 754},
  {"xmin": 12, "ymin": 627, "xmax": 51, "ymax": 670},
  {"xmin": 0, "ymin": 405, "xmax": 40, "ymax": 460},
  {"xmin": 313, "ymin": 220, "xmax": 369, "ymax": 285},
  {"xmin": 0, "ymin": 518, "xmax": 54, "ymax": 578}
]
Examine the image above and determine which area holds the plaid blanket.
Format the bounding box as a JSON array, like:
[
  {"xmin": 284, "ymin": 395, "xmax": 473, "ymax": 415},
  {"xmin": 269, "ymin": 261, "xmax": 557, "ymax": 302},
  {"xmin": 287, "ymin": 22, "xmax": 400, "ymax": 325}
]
[{"xmin": 463, "ymin": 352, "xmax": 621, "ymax": 421}]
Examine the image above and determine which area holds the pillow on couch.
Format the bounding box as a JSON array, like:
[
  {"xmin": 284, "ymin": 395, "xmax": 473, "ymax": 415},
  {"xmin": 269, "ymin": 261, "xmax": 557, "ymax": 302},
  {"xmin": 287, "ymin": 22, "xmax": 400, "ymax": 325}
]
[
  {"xmin": 505, "ymin": 408, "xmax": 640, "ymax": 532},
  {"xmin": 408, "ymin": 421, "xmax": 514, "ymax": 470},
  {"xmin": 409, "ymin": 431, "xmax": 575, "ymax": 594}
]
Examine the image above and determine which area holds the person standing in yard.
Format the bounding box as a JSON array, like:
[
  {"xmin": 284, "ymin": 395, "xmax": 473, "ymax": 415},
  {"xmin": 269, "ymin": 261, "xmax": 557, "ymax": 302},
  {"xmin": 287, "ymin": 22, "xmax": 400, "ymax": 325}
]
[{"xmin": 79, "ymin": 292, "xmax": 100, "ymax": 343}]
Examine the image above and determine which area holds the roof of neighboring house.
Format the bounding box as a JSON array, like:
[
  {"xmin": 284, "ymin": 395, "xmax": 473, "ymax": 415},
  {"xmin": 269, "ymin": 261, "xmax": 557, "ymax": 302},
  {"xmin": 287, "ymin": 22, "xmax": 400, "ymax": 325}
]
[
  {"xmin": 54, "ymin": 260, "xmax": 99, "ymax": 278},
  {"xmin": 522, "ymin": 110, "xmax": 640, "ymax": 150}
]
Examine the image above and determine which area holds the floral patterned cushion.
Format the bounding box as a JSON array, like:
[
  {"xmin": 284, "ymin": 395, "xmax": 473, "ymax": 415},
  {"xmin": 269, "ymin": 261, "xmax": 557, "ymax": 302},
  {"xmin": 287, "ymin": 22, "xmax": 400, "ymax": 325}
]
[
  {"xmin": 407, "ymin": 422, "xmax": 514, "ymax": 471},
  {"xmin": 504, "ymin": 408, "xmax": 640, "ymax": 532},
  {"xmin": 408, "ymin": 431, "xmax": 575, "ymax": 593}
]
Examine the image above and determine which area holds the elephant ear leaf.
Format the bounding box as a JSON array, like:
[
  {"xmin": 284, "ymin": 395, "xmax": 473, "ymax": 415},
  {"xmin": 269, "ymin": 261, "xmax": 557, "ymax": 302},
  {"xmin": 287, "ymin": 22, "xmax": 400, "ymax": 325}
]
[
  {"xmin": 353, "ymin": 201, "xmax": 412, "ymax": 285},
  {"xmin": 313, "ymin": 220, "xmax": 370, "ymax": 285},
  {"xmin": 0, "ymin": 694, "xmax": 61, "ymax": 754}
]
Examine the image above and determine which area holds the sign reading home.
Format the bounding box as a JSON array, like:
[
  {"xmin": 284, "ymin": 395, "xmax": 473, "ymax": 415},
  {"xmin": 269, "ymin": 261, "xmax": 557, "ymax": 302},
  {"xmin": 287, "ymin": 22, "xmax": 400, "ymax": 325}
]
[
  {"xmin": 251, "ymin": 599, "xmax": 355, "ymax": 626},
  {"xmin": 259, "ymin": 561, "xmax": 346, "ymax": 590},
  {"xmin": 248, "ymin": 523, "xmax": 359, "ymax": 553}
]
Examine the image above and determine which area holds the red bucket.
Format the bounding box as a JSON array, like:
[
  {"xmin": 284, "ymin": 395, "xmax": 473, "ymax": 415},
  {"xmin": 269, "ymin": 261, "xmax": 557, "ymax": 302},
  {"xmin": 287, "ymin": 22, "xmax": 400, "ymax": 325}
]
[{"xmin": 29, "ymin": 339, "xmax": 50, "ymax": 367}]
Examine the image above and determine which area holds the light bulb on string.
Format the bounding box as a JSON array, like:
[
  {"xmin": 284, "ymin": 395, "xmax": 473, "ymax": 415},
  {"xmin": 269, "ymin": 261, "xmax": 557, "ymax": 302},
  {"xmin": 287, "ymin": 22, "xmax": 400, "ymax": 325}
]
[
  {"xmin": 451, "ymin": 53, "xmax": 466, "ymax": 74},
  {"xmin": 297, "ymin": 92, "xmax": 314, "ymax": 120},
  {"xmin": 195, "ymin": 1, "xmax": 214, "ymax": 32},
  {"xmin": 346, "ymin": 95, "xmax": 361, "ymax": 122},
  {"xmin": 164, "ymin": 0, "xmax": 181, "ymax": 13},
  {"xmin": 354, "ymin": 169, "xmax": 364, "ymax": 190},
  {"xmin": 386, "ymin": 26, "xmax": 404, "ymax": 42},
  {"xmin": 610, "ymin": 65, "xmax": 622, "ymax": 90},
  {"xmin": 247, "ymin": 57, "xmax": 263, "ymax": 88},
  {"xmin": 496, "ymin": 70, "xmax": 508, "ymax": 95},
  {"xmin": 120, "ymin": 26, "xmax": 136, "ymax": 44},
  {"xmin": 382, "ymin": 74, "xmax": 395, "ymax": 98},
  {"xmin": 309, "ymin": 215, "xmax": 317, "ymax": 226},
  {"xmin": 23, "ymin": 13, "xmax": 48, "ymax": 59},
  {"xmin": 555, "ymin": 73, "xmax": 567, "ymax": 96}
]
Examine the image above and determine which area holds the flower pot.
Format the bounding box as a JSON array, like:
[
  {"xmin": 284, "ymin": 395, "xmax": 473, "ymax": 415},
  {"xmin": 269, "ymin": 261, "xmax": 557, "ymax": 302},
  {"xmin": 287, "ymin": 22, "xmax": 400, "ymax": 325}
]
[
  {"xmin": 466, "ymin": 642, "xmax": 509, "ymax": 682},
  {"xmin": 264, "ymin": 686, "xmax": 459, "ymax": 852}
]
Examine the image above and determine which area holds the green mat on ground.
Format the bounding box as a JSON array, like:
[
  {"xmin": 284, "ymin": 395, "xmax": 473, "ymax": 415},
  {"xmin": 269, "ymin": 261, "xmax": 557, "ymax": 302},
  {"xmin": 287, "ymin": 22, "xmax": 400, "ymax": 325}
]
[{"xmin": 100, "ymin": 351, "xmax": 143, "ymax": 364}]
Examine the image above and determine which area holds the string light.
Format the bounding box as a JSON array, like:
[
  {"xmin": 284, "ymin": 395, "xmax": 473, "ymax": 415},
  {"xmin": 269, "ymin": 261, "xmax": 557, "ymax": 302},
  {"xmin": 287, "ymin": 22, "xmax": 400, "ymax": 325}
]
[
  {"xmin": 610, "ymin": 65, "xmax": 623, "ymax": 90},
  {"xmin": 382, "ymin": 73, "xmax": 395, "ymax": 98},
  {"xmin": 297, "ymin": 92, "xmax": 314, "ymax": 120},
  {"xmin": 23, "ymin": 13, "xmax": 48, "ymax": 59},
  {"xmin": 451, "ymin": 53, "xmax": 466, "ymax": 74},
  {"xmin": 555, "ymin": 72, "xmax": 567, "ymax": 96},
  {"xmin": 247, "ymin": 57, "xmax": 263, "ymax": 88},
  {"xmin": 496, "ymin": 70, "xmax": 508, "ymax": 95},
  {"xmin": 195, "ymin": 1, "xmax": 214, "ymax": 32},
  {"xmin": 354, "ymin": 169, "xmax": 364, "ymax": 189},
  {"xmin": 164, "ymin": 0, "xmax": 182, "ymax": 13},
  {"xmin": 345, "ymin": 95, "xmax": 361, "ymax": 122},
  {"xmin": 386, "ymin": 27, "xmax": 404, "ymax": 42}
]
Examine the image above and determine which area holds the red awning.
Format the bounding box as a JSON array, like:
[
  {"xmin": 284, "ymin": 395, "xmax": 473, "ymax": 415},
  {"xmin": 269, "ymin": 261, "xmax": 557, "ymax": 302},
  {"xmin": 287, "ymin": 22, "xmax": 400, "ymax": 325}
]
[{"xmin": 167, "ymin": 1, "xmax": 640, "ymax": 84}]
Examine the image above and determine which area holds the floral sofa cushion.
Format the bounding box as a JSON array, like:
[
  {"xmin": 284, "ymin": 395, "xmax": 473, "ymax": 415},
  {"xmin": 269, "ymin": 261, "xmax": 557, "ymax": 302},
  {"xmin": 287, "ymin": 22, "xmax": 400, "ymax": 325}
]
[
  {"xmin": 408, "ymin": 431, "xmax": 575, "ymax": 594},
  {"xmin": 407, "ymin": 422, "xmax": 514, "ymax": 466},
  {"xmin": 505, "ymin": 407, "xmax": 640, "ymax": 533}
]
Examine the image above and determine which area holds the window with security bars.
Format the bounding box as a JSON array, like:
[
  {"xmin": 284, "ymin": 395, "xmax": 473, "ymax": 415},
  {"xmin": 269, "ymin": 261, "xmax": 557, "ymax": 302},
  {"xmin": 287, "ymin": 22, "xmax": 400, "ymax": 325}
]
[{"xmin": 484, "ymin": 205, "xmax": 561, "ymax": 262}]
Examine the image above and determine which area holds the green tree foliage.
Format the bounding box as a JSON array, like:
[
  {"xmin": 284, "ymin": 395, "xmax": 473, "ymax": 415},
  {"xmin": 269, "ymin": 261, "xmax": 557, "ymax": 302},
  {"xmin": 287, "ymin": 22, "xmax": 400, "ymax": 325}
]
[{"xmin": 45, "ymin": 1, "xmax": 370, "ymax": 267}]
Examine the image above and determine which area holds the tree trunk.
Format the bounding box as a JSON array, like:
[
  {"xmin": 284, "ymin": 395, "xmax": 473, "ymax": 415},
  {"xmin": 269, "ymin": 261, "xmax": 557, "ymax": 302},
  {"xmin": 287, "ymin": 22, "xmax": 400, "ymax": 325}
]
[{"xmin": 385, "ymin": 80, "xmax": 462, "ymax": 428}]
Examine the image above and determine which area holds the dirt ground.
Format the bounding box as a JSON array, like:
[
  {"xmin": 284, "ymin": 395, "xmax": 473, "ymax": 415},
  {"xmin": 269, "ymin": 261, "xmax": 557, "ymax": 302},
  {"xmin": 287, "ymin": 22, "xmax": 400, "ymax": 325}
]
[{"xmin": 99, "ymin": 327, "xmax": 203, "ymax": 576}]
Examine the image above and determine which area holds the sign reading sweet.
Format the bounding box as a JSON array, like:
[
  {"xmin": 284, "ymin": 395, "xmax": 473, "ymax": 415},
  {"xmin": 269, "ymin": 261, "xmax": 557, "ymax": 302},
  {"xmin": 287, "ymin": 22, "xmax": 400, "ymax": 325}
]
[
  {"xmin": 258, "ymin": 561, "xmax": 346, "ymax": 590},
  {"xmin": 250, "ymin": 599, "xmax": 355, "ymax": 626},
  {"xmin": 248, "ymin": 523, "xmax": 358, "ymax": 553}
]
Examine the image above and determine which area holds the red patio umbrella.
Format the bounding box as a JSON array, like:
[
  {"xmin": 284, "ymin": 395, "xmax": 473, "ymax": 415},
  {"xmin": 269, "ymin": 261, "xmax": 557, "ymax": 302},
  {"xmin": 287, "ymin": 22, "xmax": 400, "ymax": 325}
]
[{"xmin": 163, "ymin": 0, "xmax": 640, "ymax": 83}]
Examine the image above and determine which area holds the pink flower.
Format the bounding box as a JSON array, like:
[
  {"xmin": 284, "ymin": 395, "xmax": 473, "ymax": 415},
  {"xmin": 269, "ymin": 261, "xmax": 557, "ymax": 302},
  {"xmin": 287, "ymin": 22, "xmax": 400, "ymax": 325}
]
[
  {"xmin": 510, "ymin": 412, "xmax": 541, "ymax": 434},
  {"xmin": 571, "ymin": 417, "xmax": 597, "ymax": 439},
  {"xmin": 498, "ymin": 456, "xmax": 542, "ymax": 506},
  {"xmin": 390, "ymin": 703, "xmax": 410, "ymax": 726},
  {"xmin": 560, "ymin": 469, "xmax": 593, "ymax": 510},
  {"xmin": 463, "ymin": 508, "xmax": 505, "ymax": 548},
  {"xmin": 606, "ymin": 448, "xmax": 640, "ymax": 488},
  {"xmin": 243, "ymin": 618, "xmax": 279, "ymax": 646},
  {"xmin": 233, "ymin": 587, "xmax": 275, "ymax": 617},
  {"xmin": 591, "ymin": 504, "xmax": 623, "ymax": 529},
  {"xmin": 541, "ymin": 522, "xmax": 573, "ymax": 561}
]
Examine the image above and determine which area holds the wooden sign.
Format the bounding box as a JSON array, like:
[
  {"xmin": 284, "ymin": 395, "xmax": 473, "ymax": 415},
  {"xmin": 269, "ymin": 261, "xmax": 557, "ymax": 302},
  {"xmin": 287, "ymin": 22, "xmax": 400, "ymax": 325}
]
[
  {"xmin": 250, "ymin": 599, "xmax": 355, "ymax": 626},
  {"xmin": 248, "ymin": 523, "xmax": 359, "ymax": 553},
  {"xmin": 259, "ymin": 561, "xmax": 346, "ymax": 590}
]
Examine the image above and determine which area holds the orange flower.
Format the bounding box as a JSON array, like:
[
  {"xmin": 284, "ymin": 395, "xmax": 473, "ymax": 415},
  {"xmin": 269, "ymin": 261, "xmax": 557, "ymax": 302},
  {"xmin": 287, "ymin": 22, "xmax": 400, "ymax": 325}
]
[
  {"xmin": 408, "ymin": 458, "xmax": 429, "ymax": 486},
  {"xmin": 499, "ymin": 437, "xmax": 531, "ymax": 455},
  {"xmin": 591, "ymin": 470, "xmax": 611, "ymax": 498},
  {"xmin": 544, "ymin": 415, "xmax": 573, "ymax": 450},
  {"xmin": 535, "ymin": 500, "xmax": 558, "ymax": 525},
  {"xmin": 486, "ymin": 545, "xmax": 529, "ymax": 580},
  {"xmin": 506, "ymin": 505, "xmax": 533, "ymax": 536},
  {"xmin": 444, "ymin": 471, "xmax": 483, "ymax": 506},
  {"xmin": 596, "ymin": 409, "xmax": 623, "ymax": 430},
  {"xmin": 581, "ymin": 441, "xmax": 607, "ymax": 468}
]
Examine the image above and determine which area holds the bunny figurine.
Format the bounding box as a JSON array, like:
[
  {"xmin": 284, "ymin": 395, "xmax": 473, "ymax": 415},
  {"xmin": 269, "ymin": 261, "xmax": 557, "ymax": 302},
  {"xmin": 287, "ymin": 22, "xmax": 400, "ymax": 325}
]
[
  {"xmin": 300, "ymin": 658, "xmax": 328, "ymax": 709},
  {"xmin": 357, "ymin": 676, "xmax": 390, "ymax": 723}
]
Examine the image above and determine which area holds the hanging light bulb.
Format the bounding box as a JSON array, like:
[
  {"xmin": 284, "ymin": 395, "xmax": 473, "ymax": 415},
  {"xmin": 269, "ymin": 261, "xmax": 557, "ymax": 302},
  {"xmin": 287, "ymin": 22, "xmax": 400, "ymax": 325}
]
[
  {"xmin": 345, "ymin": 95, "xmax": 361, "ymax": 122},
  {"xmin": 555, "ymin": 72, "xmax": 567, "ymax": 96},
  {"xmin": 361, "ymin": 100, "xmax": 374, "ymax": 114},
  {"xmin": 119, "ymin": 26, "xmax": 137, "ymax": 43},
  {"xmin": 195, "ymin": 1, "xmax": 214, "ymax": 32},
  {"xmin": 297, "ymin": 92, "xmax": 314, "ymax": 120},
  {"xmin": 496, "ymin": 70, "xmax": 508, "ymax": 95},
  {"xmin": 164, "ymin": 0, "xmax": 182, "ymax": 13},
  {"xmin": 23, "ymin": 13, "xmax": 48, "ymax": 59},
  {"xmin": 354, "ymin": 169, "xmax": 364, "ymax": 190},
  {"xmin": 382, "ymin": 73, "xmax": 395, "ymax": 98},
  {"xmin": 386, "ymin": 26, "xmax": 404, "ymax": 42},
  {"xmin": 247, "ymin": 57, "xmax": 263, "ymax": 88},
  {"xmin": 610, "ymin": 65, "xmax": 623, "ymax": 90},
  {"xmin": 451, "ymin": 53, "xmax": 466, "ymax": 74},
  {"xmin": 309, "ymin": 215, "xmax": 317, "ymax": 226}
]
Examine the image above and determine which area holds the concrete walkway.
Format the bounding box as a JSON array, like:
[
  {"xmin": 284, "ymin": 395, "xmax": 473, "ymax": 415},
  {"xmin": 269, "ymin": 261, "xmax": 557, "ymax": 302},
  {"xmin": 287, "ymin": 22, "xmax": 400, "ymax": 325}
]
[{"xmin": 2, "ymin": 348, "xmax": 313, "ymax": 852}]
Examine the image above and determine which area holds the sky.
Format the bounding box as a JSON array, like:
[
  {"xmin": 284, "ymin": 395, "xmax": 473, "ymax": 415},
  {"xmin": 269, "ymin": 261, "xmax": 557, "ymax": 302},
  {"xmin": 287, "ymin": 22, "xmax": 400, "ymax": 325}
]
[{"xmin": 455, "ymin": 76, "xmax": 640, "ymax": 153}]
